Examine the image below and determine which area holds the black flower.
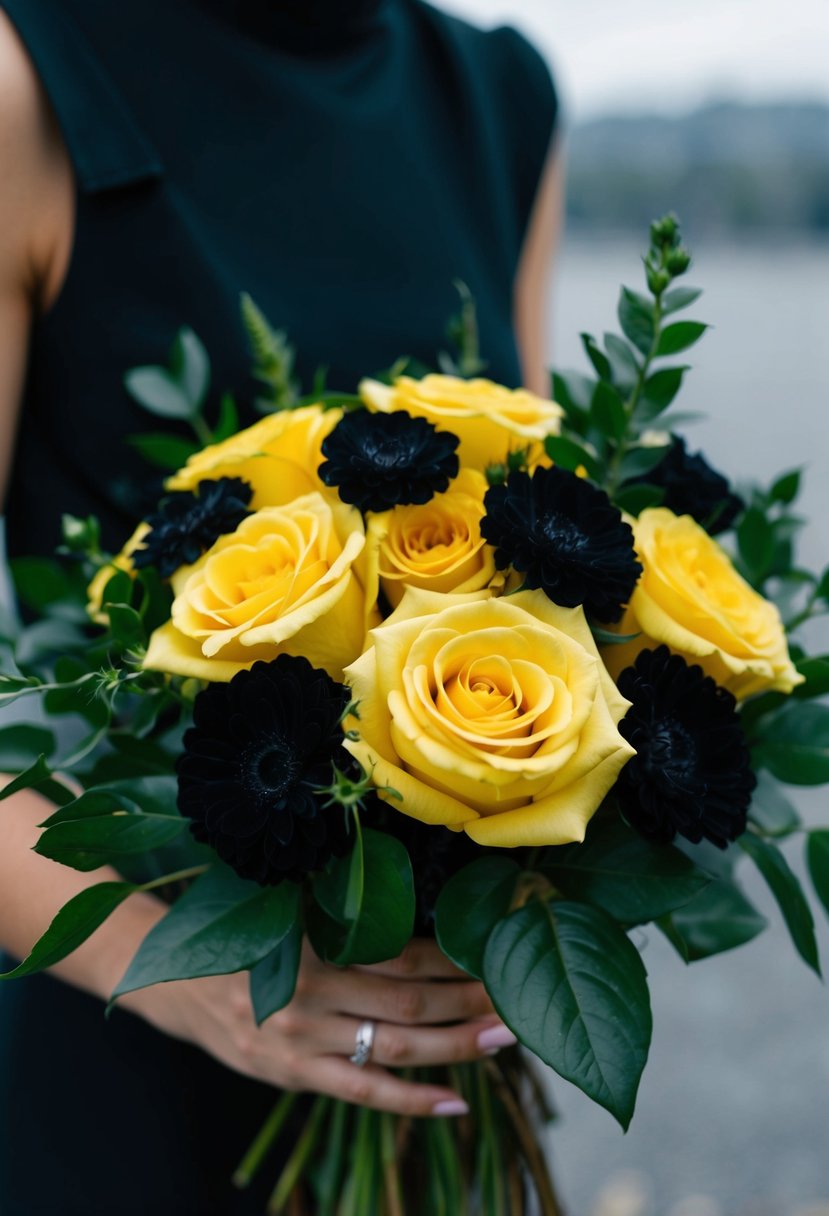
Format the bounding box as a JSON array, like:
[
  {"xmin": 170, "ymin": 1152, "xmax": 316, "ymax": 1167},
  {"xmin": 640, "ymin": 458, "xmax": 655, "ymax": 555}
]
[
  {"xmin": 318, "ymin": 409, "xmax": 460, "ymax": 513},
  {"xmin": 177, "ymin": 656, "xmax": 352, "ymax": 885},
  {"xmin": 614, "ymin": 646, "xmax": 755, "ymax": 848},
  {"xmin": 622, "ymin": 436, "xmax": 744, "ymax": 535},
  {"xmin": 134, "ymin": 477, "xmax": 253, "ymax": 577},
  {"xmin": 481, "ymin": 466, "xmax": 641, "ymax": 622}
]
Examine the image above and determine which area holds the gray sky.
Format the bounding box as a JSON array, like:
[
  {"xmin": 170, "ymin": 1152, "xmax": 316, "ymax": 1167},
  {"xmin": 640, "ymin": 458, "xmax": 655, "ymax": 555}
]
[{"xmin": 440, "ymin": 0, "xmax": 829, "ymax": 119}]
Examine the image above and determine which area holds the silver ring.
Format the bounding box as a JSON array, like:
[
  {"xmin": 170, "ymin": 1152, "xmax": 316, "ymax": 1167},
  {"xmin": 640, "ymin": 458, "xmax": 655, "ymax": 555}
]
[{"xmin": 349, "ymin": 1019, "xmax": 376, "ymax": 1068}]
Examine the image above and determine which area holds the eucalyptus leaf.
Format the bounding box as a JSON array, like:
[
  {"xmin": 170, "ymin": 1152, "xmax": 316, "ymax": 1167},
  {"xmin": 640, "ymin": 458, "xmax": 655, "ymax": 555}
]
[
  {"xmin": 434, "ymin": 856, "xmax": 521, "ymax": 978},
  {"xmin": 250, "ymin": 919, "xmax": 303, "ymax": 1026},
  {"xmin": 544, "ymin": 818, "xmax": 711, "ymax": 924},
  {"xmin": 172, "ymin": 327, "xmax": 211, "ymax": 411},
  {"xmin": 124, "ymin": 367, "xmax": 194, "ymax": 420},
  {"xmin": 658, "ymin": 878, "xmax": 767, "ymax": 961},
  {"xmin": 0, "ymin": 882, "xmax": 136, "ymax": 979},
  {"xmin": 738, "ymin": 833, "xmax": 820, "ymax": 975},
  {"xmin": 113, "ymin": 866, "xmax": 301, "ymax": 996},
  {"xmin": 483, "ymin": 899, "xmax": 652, "ymax": 1129}
]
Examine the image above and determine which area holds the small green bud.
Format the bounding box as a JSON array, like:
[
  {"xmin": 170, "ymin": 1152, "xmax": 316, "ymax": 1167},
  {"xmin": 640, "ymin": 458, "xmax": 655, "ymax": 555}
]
[
  {"xmin": 506, "ymin": 446, "xmax": 531, "ymax": 474},
  {"xmin": 485, "ymin": 462, "xmax": 507, "ymax": 487},
  {"xmin": 649, "ymin": 213, "xmax": 679, "ymax": 248},
  {"xmin": 666, "ymin": 247, "xmax": 692, "ymax": 276},
  {"xmin": 646, "ymin": 267, "xmax": 671, "ymax": 295},
  {"xmin": 61, "ymin": 513, "xmax": 101, "ymax": 555}
]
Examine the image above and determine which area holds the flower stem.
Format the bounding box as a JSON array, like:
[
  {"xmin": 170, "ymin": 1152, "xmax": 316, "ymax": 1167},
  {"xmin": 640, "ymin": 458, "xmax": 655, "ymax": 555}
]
[
  {"xmin": 139, "ymin": 864, "xmax": 210, "ymax": 894},
  {"xmin": 232, "ymin": 1090, "xmax": 301, "ymax": 1190},
  {"xmin": 266, "ymin": 1095, "xmax": 330, "ymax": 1215},
  {"xmin": 484, "ymin": 1058, "xmax": 565, "ymax": 1216},
  {"xmin": 380, "ymin": 1109, "xmax": 405, "ymax": 1216}
]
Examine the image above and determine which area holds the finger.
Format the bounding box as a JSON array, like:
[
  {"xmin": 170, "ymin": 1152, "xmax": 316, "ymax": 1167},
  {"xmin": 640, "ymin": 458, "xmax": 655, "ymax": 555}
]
[
  {"xmin": 314, "ymin": 968, "xmax": 494, "ymax": 1025},
  {"xmin": 354, "ymin": 938, "xmax": 471, "ymax": 981},
  {"xmin": 321, "ymin": 1014, "xmax": 516, "ymax": 1069},
  {"xmin": 304, "ymin": 1057, "xmax": 470, "ymax": 1118}
]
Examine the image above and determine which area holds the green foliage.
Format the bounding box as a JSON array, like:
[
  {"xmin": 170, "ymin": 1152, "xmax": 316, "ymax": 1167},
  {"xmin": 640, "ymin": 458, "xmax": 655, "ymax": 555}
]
[
  {"xmin": 658, "ymin": 878, "xmax": 767, "ymax": 961},
  {"xmin": 0, "ymin": 882, "xmax": 137, "ymax": 980},
  {"xmin": 752, "ymin": 702, "xmax": 829, "ymax": 785},
  {"xmin": 127, "ymin": 432, "xmax": 200, "ymax": 471},
  {"xmin": 249, "ymin": 920, "xmax": 303, "ymax": 1026},
  {"xmin": 738, "ymin": 833, "xmax": 820, "ymax": 975},
  {"xmin": 439, "ymin": 280, "xmax": 487, "ymax": 378},
  {"xmin": 483, "ymin": 898, "xmax": 652, "ymax": 1129},
  {"xmin": 125, "ymin": 326, "xmax": 211, "ymax": 421},
  {"xmin": 434, "ymin": 856, "xmax": 522, "ymax": 979},
  {"xmin": 806, "ymin": 831, "xmax": 829, "ymax": 921},
  {"xmin": 240, "ymin": 292, "xmax": 299, "ymax": 412}
]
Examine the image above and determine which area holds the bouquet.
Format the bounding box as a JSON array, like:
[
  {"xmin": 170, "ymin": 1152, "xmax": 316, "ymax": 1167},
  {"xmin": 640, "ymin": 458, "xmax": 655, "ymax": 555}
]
[{"xmin": 3, "ymin": 215, "xmax": 828, "ymax": 1215}]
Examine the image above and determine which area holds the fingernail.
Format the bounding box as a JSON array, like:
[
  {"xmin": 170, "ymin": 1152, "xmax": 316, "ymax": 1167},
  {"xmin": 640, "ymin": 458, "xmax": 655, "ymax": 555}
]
[
  {"xmin": 432, "ymin": 1099, "xmax": 469, "ymax": 1117},
  {"xmin": 477, "ymin": 1024, "xmax": 517, "ymax": 1053}
]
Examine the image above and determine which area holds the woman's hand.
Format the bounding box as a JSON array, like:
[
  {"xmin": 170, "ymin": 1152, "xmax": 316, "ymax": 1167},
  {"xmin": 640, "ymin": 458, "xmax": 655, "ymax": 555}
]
[{"xmin": 125, "ymin": 937, "xmax": 517, "ymax": 1117}]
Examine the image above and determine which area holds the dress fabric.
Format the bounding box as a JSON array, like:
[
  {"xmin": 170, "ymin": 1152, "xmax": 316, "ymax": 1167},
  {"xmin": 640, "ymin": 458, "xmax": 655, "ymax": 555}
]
[{"xmin": 0, "ymin": 0, "xmax": 557, "ymax": 1211}]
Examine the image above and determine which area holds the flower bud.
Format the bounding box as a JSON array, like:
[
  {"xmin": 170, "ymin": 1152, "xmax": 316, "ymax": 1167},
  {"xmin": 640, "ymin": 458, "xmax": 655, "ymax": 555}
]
[
  {"xmin": 646, "ymin": 267, "xmax": 671, "ymax": 295},
  {"xmin": 650, "ymin": 214, "xmax": 679, "ymax": 247},
  {"xmin": 666, "ymin": 247, "xmax": 692, "ymax": 276}
]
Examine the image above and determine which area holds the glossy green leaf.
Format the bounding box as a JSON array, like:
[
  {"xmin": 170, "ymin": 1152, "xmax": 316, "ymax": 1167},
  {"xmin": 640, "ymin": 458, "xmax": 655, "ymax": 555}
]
[
  {"xmin": 113, "ymin": 866, "xmax": 302, "ymax": 995},
  {"xmin": 658, "ymin": 877, "xmax": 767, "ymax": 961},
  {"xmin": 654, "ymin": 321, "xmax": 708, "ymax": 356},
  {"xmin": 128, "ymin": 433, "xmax": 200, "ymax": 471},
  {"xmin": 434, "ymin": 856, "xmax": 521, "ymax": 979},
  {"xmin": 213, "ymin": 393, "xmax": 239, "ymax": 442},
  {"xmin": 0, "ymin": 755, "xmax": 52, "ymax": 801},
  {"xmin": 753, "ymin": 702, "xmax": 829, "ymax": 785},
  {"xmin": 737, "ymin": 507, "xmax": 775, "ymax": 581},
  {"xmin": 35, "ymin": 812, "xmax": 188, "ymax": 871},
  {"xmin": 636, "ymin": 366, "xmax": 687, "ymax": 419},
  {"xmin": 618, "ymin": 287, "xmax": 655, "ymax": 357},
  {"xmin": 603, "ymin": 333, "xmax": 640, "ymax": 389},
  {"xmin": 579, "ymin": 333, "xmax": 611, "ymax": 381},
  {"xmin": 545, "ymin": 818, "xmax": 711, "ymax": 924},
  {"xmin": 0, "ymin": 724, "xmax": 55, "ymax": 770},
  {"xmin": 543, "ymin": 436, "xmax": 601, "ymax": 480},
  {"xmin": 748, "ymin": 772, "xmax": 801, "ymax": 837},
  {"xmin": 770, "ymin": 469, "xmax": 802, "ymax": 505},
  {"xmin": 551, "ymin": 370, "xmax": 594, "ymax": 428},
  {"xmin": 250, "ymin": 919, "xmax": 303, "ymax": 1026},
  {"xmin": 0, "ymin": 882, "xmax": 136, "ymax": 979},
  {"xmin": 591, "ymin": 381, "xmax": 627, "ymax": 442},
  {"xmin": 616, "ymin": 444, "xmax": 671, "ymax": 482},
  {"xmin": 613, "ymin": 483, "xmax": 665, "ymax": 515},
  {"xmin": 738, "ymin": 833, "xmax": 820, "ymax": 975},
  {"xmin": 806, "ymin": 831, "xmax": 829, "ymax": 920},
  {"xmin": 661, "ymin": 286, "xmax": 702, "ymax": 314},
  {"xmin": 792, "ymin": 656, "xmax": 829, "ymax": 700},
  {"xmin": 483, "ymin": 899, "xmax": 652, "ymax": 1130}
]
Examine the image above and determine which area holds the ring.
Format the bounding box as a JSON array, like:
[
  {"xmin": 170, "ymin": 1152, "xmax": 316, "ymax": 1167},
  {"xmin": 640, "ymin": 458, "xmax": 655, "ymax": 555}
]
[{"xmin": 349, "ymin": 1019, "xmax": 376, "ymax": 1068}]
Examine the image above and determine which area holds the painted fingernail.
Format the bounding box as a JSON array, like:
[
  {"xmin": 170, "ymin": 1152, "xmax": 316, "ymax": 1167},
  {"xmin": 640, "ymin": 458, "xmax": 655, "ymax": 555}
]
[
  {"xmin": 477, "ymin": 1024, "xmax": 517, "ymax": 1053},
  {"xmin": 432, "ymin": 1099, "xmax": 469, "ymax": 1117}
]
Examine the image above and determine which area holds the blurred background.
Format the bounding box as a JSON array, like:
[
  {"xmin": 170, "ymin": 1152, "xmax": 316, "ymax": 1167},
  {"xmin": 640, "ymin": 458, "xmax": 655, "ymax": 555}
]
[{"xmin": 443, "ymin": 2, "xmax": 829, "ymax": 1214}]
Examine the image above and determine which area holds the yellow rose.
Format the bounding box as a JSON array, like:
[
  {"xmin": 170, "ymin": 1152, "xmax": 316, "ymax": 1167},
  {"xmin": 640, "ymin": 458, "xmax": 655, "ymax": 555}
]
[
  {"xmin": 166, "ymin": 405, "xmax": 340, "ymax": 508},
  {"xmin": 86, "ymin": 522, "xmax": 150, "ymax": 622},
  {"xmin": 365, "ymin": 469, "xmax": 501, "ymax": 609},
  {"xmin": 344, "ymin": 588, "xmax": 634, "ymax": 848},
  {"xmin": 602, "ymin": 507, "xmax": 802, "ymax": 699},
  {"xmin": 359, "ymin": 374, "xmax": 562, "ymax": 471},
  {"xmin": 144, "ymin": 492, "xmax": 367, "ymax": 682}
]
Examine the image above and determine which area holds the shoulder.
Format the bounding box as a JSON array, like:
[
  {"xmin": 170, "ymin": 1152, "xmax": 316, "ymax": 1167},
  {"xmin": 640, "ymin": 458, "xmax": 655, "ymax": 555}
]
[{"xmin": 0, "ymin": 8, "xmax": 72, "ymax": 304}]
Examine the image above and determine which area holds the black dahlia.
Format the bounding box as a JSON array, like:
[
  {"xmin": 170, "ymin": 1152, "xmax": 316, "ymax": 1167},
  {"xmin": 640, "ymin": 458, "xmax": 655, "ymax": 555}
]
[
  {"xmin": 481, "ymin": 466, "xmax": 641, "ymax": 622},
  {"xmin": 318, "ymin": 409, "xmax": 460, "ymax": 513},
  {"xmin": 615, "ymin": 646, "xmax": 756, "ymax": 848},
  {"xmin": 622, "ymin": 436, "xmax": 744, "ymax": 535},
  {"xmin": 177, "ymin": 656, "xmax": 352, "ymax": 885},
  {"xmin": 134, "ymin": 477, "xmax": 253, "ymax": 577}
]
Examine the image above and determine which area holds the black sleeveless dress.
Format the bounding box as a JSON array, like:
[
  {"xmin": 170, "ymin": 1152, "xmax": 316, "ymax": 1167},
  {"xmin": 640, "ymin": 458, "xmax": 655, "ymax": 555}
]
[{"xmin": 0, "ymin": 2, "xmax": 558, "ymax": 1211}]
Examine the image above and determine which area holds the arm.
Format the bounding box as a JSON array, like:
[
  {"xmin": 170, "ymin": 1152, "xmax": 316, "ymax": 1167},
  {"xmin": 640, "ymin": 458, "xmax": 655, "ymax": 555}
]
[
  {"xmin": 0, "ymin": 13, "xmax": 510, "ymax": 1118},
  {"xmin": 513, "ymin": 133, "xmax": 565, "ymax": 397}
]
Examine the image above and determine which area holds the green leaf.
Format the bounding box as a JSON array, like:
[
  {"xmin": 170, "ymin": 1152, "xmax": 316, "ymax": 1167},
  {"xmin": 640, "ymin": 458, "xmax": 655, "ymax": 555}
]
[
  {"xmin": 737, "ymin": 506, "xmax": 775, "ymax": 581},
  {"xmin": 603, "ymin": 334, "xmax": 640, "ymax": 390},
  {"xmin": 0, "ymin": 882, "xmax": 136, "ymax": 980},
  {"xmin": 580, "ymin": 333, "xmax": 611, "ymax": 381},
  {"xmin": 309, "ymin": 829, "xmax": 415, "ymax": 966},
  {"xmin": 124, "ymin": 367, "xmax": 194, "ymax": 420},
  {"xmin": 748, "ymin": 772, "xmax": 801, "ymax": 837},
  {"xmin": 738, "ymin": 833, "xmax": 820, "ymax": 975},
  {"xmin": 659, "ymin": 876, "xmax": 767, "ymax": 961},
  {"xmin": 543, "ymin": 436, "xmax": 600, "ymax": 480},
  {"xmin": 613, "ymin": 483, "xmax": 665, "ymax": 516},
  {"xmin": 616, "ymin": 444, "xmax": 671, "ymax": 482},
  {"xmin": 0, "ymin": 724, "xmax": 55, "ymax": 769},
  {"xmin": 591, "ymin": 381, "xmax": 627, "ymax": 442},
  {"xmin": 434, "ymin": 856, "xmax": 521, "ymax": 979},
  {"xmin": 654, "ymin": 322, "xmax": 708, "ymax": 357},
  {"xmin": 806, "ymin": 831, "xmax": 829, "ymax": 920},
  {"xmin": 545, "ymin": 818, "xmax": 710, "ymax": 924},
  {"xmin": 10, "ymin": 557, "xmax": 77, "ymax": 613},
  {"xmin": 171, "ymin": 327, "xmax": 211, "ymax": 411},
  {"xmin": 792, "ymin": 656, "xmax": 829, "ymax": 700},
  {"xmin": 618, "ymin": 287, "xmax": 655, "ymax": 357},
  {"xmin": 551, "ymin": 371, "xmax": 594, "ymax": 429},
  {"xmin": 113, "ymin": 866, "xmax": 301, "ymax": 996},
  {"xmin": 0, "ymin": 755, "xmax": 52, "ymax": 802},
  {"xmin": 213, "ymin": 393, "xmax": 239, "ymax": 442},
  {"xmin": 590, "ymin": 626, "xmax": 641, "ymax": 646},
  {"xmin": 636, "ymin": 366, "xmax": 687, "ymax": 420},
  {"xmin": 770, "ymin": 469, "xmax": 802, "ymax": 506},
  {"xmin": 483, "ymin": 899, "xmax": 652, "ymax": 1130},
  {"xmin": 128, "ymin": 433, "xmax": 200, "ymax": 471},
  {"xmin": 250, "ymin": 920, "xmax": 303, "ymax": 1026},
  {"xmin": 35, "ymin": 812, "xmax": 188, "ymax": 871},
  {"xmin": 661, "ymin": 286, "xmax": 702, "ymax": 315},
  {"xmin": 106, "ymin": 603, "xmax": 146, "ymax": 649},
  {"xmin": 753, "ymin": 702, "xmax": 829, "ymax": 785}
]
